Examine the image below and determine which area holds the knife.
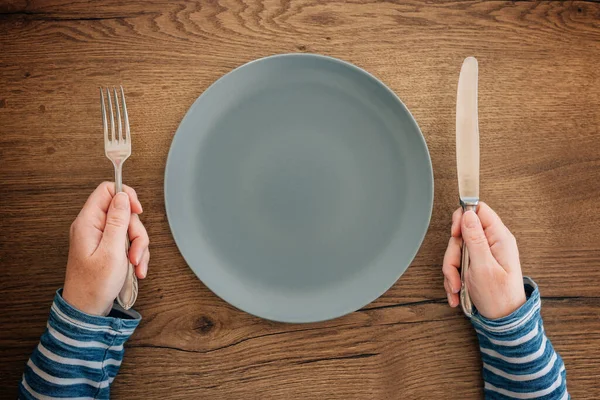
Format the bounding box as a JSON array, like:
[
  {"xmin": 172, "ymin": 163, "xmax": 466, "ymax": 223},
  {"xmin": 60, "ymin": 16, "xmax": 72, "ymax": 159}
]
[{"xmin": 456, "ymin": 56, "xmax": 480, "ymax": 318}]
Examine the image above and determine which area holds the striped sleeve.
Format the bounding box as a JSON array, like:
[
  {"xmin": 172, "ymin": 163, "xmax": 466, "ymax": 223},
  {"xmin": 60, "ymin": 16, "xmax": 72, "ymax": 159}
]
[
  {"xmin": 19, "ymin": 289, "xmax": 141, "ymax": 400},
  {"xmin": 471, "ymin": 277, "xmax": 569, "ymax": 400}
]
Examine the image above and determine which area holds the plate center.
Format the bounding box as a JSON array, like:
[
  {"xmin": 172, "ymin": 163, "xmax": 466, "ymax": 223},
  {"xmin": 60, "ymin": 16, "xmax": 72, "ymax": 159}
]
[{"xmin": 194, "ymin": 82, "xmax": 406, "ymax": 292}]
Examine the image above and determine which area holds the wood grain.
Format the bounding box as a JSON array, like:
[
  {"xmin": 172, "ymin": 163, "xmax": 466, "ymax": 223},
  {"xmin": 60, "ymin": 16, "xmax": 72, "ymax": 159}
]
[{"xmin": 1, "ymin": 0, "xmax": 599, "ymax": 398}]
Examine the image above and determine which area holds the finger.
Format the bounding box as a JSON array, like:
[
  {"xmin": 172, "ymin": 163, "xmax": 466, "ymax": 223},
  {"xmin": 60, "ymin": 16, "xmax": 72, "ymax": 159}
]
[
  {"xmin": 107, "ymin": 183, "xmax": 143, "ymax": 215},
  {"xmin": 476, "ymin": 202, "xmax": 509, "ymax": 248},
  {"xmin": 79, "ymin": 182, "xmax": 143, "ymax": 231},
  {"xmin": 69, "ymin": 216, "xmax": 103, "ymax": 257},
  {"xmin": 81, "ymin": 181, "xmax": 142, "ymax": 215},
  {"xmin": 476, "ymin": 201, "xmax": 502, "ymax": 228},
  {"xmin": 477, "ymin": 202, "xmax": 520, "ymax": 270},
  {"xmin": 128, "ymin": 214, "xmax": 149, "ymax": 266},
  {"xmin": 99, "ymin": 192, "xmax": 131, "ymax": 253},
  {"xmin": 447, "ymin": 293, "xmax": 459, "ymax": 307},
  {"xmin": 135, "ymin": 248, "xmax": 149, "ymax": 279},
  {"xmin": 461, "ymin": 210, "xmax": 496, "ymax": 269},
  {"xmin": 444, "ymin": 278, "xmax": 451, "ymax": 294},
  {"xmin": 444, "ymin": 279, "xmax": 459, "ymax": 307},
  {"xmin": 451, "ymin": 208, "xmax": 463, "ymax": 238},
  {"xmin": 442, "ymin": 237, "xmax": 462, "ymax": 294}
]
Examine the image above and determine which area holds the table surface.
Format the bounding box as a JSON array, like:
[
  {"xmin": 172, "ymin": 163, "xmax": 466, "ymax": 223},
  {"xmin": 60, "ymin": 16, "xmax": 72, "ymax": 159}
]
[{"xmin": 1, "ymin": 0, "xmax": 599, "ymax": 398}]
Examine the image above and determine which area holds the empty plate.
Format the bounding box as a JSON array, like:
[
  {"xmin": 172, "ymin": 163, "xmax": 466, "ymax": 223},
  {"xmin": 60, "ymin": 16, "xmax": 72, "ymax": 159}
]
[{"xmin": 165, "ymin": 54, "xmax": 433, "ymax": 323}]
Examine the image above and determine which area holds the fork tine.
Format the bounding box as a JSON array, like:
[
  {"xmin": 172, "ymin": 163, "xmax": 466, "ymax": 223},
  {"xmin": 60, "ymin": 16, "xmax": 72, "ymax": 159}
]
[
  {"xmin": 120, "ymin": 86, "xmax": 130, "ymax": 144},
  {"xmin": 113, "ymin": 87, "xmax": 123, "ymax": 143},
  {"xmin": 106, "ymin": 88, "xmax": 115, "ymax": 142},
  {"xmin": 100, "ymin": 88, "xmax": 108, "ymax": 146}
]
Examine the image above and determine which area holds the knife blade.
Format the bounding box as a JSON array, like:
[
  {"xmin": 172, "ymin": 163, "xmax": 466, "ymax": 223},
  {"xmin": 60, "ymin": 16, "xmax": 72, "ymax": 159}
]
[{"xmin": 456, "ymin": 56, "xmax": 480, "ymax": 317}]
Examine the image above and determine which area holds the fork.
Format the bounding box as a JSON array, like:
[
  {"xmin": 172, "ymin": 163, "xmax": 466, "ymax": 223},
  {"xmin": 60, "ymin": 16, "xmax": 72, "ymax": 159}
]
[{"xmin": 100, "ymin": 86, "xmax": 138, "ymax": 310}]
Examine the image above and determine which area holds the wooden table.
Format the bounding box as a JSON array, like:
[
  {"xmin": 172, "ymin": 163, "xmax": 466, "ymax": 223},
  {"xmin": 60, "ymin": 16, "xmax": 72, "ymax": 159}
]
[{"xmin": 1, "ymin": 1, "xmax": 599, "ymax": 398}]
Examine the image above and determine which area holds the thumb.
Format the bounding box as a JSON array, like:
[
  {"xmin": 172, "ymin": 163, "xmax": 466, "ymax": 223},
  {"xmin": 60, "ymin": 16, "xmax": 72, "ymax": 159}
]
[
  {"xmin": 101, "ymin": 192, "xmax": 131, "ymax": 251},
  {"xmin": 462, "ymin": 210, "xmax": 494, "ymax": 267}
]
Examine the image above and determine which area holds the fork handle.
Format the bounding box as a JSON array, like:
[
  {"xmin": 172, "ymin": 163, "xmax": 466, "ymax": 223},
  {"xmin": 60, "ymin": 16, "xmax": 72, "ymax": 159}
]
[
  {"xmin": 114, "ymin": 167, "xmax": 138, "ymax": 310},
  {"xmin": 118, "ymin": 237, "xmax": 138, "ymax": 310}
]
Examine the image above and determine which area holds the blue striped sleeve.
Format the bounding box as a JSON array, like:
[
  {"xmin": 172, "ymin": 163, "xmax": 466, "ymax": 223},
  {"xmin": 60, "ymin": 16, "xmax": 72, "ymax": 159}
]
[
  {"xmin": 19, "ymin": 289, "xmax": 141, "ymax": 399},
  {"xmin": 471, "ymin": 277, "xmax": 569, "ymax": 400}
]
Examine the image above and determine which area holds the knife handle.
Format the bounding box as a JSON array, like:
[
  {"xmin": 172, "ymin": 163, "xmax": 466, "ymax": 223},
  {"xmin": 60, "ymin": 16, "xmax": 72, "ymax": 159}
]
[{"xmin": 460, "ymin": 202, "xmax": 478, "ymax": 318}]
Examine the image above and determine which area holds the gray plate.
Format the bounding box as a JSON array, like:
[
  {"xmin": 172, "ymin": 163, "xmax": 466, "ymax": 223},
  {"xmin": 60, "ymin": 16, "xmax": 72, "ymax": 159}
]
[{"xmin": 165, "ymin": 54, "xmax": 433, "ymax": 323}]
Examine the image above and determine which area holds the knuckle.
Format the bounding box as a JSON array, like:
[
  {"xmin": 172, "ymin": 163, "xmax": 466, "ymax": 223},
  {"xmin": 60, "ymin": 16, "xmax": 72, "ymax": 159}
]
[
  {"xmin": 106, "ymin": 214, "xmax": 128, "ymax": 228},
  {"xmin": 452, "ymin": 208, "xmax": 463, "ymax": 222},
  {"xmin": 70, "ymin": 219, "xmax": 80, "ymax": 237},
  {"xmin": 100, "ymin": 181, "xmax": 112, "ymax": 191},
  {"xmin": 467, "ymin": 232, "xmax": 487, "ymax": 246},
  {"xmin": 442, "ymin": 264, "xmax": 450, "ymax": 275},
  {"xmin": 141, "ymin": 230, "xmax": 150, "ymax": 246},
  {"xmin": 442, "ymin": 265, "xmax": 457, "ymax": 279},
  {"xmin": 123, "ymin": 184, "xmax": 137, "ymax": 198},
  {"xmin": 451, "ymin": 236, "xmax": 462, "ymax": 248},
  {"xmin": 497, "ymin": 216, "xmax": 504, "ymax": 226},
  {"xmin": 443, "ymin": 279, "xmax": 450, "ymax": 293},
  {"xmin": 137, "ymin": 235, "xmax": 150, "ymax": 248}
]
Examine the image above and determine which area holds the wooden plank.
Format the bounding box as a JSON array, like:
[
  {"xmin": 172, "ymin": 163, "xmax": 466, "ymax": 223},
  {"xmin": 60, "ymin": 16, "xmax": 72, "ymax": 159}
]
[{"xmin": 1, "ymin": 0, "xmax": 599, "ymax": 398}]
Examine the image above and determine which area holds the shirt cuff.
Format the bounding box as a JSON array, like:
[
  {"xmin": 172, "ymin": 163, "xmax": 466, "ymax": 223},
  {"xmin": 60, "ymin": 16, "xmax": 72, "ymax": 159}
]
[
  {"xmin": 54, "ymin": 289, "xmax": 141, "ymax": 335},
  {"xmin": 19, "ymin": 290, "xmax": 141, "ymax": 399},
  {"xmin": 470, "ymin": 277, "xmax": 540, "ymax": 337}
]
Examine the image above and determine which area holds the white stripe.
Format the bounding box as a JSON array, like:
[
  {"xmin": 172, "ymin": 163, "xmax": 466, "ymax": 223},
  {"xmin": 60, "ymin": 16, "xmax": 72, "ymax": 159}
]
[
  {"xmin": 484, "ymin": 352, "xmax": 558, "ymax": 381},
  {"xmin": 474, "ymin": 301, "xmax": 541, "ymax": 333},
  {"xmin": 51, "ymin": 302, "xmax": 134, "ymax": 335},
  {"xmin": 476, "ymin": 321, "xmax": 540, "ymax": 347},
  {"xmin": 38, "ymin": 343, "xmax": 121, "ymax": 369},
  {"xmin": 27, "ymin": 359, "xmax": 110, "ymax": 389},
  {"xmin": 47, "ymin": 324, "xmax": 124, "ymax": 351},
  {"xmin": 559, "ymin": 390, "xmax": 569, "ymax": 400},
  {"xmin": 485, "ymin": 365, "xmax": 566, "ymax": 399},
  {"xmin": 21, "ymin": 376, "xmax": 95, "ymax": 400},
  {"xmin": 480, "ymin": 335, "xmax": 547, "ymax": 364}
]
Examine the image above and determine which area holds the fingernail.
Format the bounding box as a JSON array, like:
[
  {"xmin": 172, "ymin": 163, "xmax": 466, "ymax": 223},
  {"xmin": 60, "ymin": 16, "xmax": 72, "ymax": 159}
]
[
  {"xmin": 464, "ymin": 210, "xmax": 479, "ymax": 229},
  {"xmin": 114, "ymin": 192, "xmax": 129, "ymax": 210},
  {"xmin": 453, "ymin": 285, "xmax": 460, "ymax": 294},
  {"xmin": 141, "ymin": 262, "xmax": 148, "ymax": 278},
  {"xmin": 447, "ymin": 293, "xmax": 454, "ymax": 307}
]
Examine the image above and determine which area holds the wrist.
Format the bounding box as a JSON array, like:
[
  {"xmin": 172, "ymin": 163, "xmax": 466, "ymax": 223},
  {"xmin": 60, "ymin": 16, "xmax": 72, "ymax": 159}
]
[
  {"xmin": 472, "ymin": 277, "xmax": 539, "ymax": 328},
  {"xmin": 62, "ymin": 286, "xmax": 112, "ymax": 316},
  {"xmin": 500, "ymin": 281, "xmax": 527, "ymax": 319},
  {"xmin": 483, "ymin": 288, "xmax": 526, "ymax": 320}
]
